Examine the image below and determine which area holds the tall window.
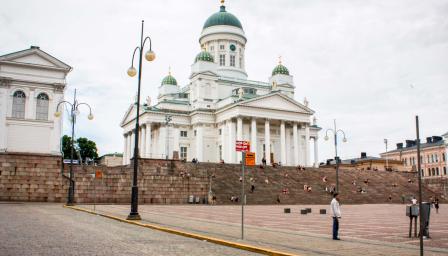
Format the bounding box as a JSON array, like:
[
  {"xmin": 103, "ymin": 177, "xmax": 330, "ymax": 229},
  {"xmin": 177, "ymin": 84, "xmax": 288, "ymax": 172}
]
[
  {"xmin": 444, "ymin": 167, "xmax": 447, "ymax": 175},
  {"xmin": 36, "ymin": 93, "xmax": 49, "ymax": 120},
  {"xmin": 12, "ymin": 90, "xmax": 26, "ymax": 118},
  {"xmin": 210, "ymin": 46, "xmax": 214, "ymax": 51},
  {"xmin": 435, "ymin": 154, "xmax": 438, "ymax": 162},
  {"xmin": 219, "ymin": 54, "xmax": 225, "ymax": 66},
  {"xmin": 230, "ymin": 55, "xmax": 235, "ymax": 67},
  {"xmin": 180, "ymin": 146, "xmax": 187, "ymax": 160},
  {"xmin": 219, "ymin": 45, "xmax": 224, "ymax": 50},
  {"xmin": 239, "ymin": 57, "xmax": 243, "ymax": 68},
  {"xmin": 180, "ymin": 131, "xmax": 188, "ymax": 137}
]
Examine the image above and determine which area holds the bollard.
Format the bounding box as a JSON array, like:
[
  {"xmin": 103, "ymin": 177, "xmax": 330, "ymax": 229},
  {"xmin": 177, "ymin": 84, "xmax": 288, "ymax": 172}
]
[
  {"xmin": 306, "ymin": 208, "xmax": 312, "ymax": 213},
  {"xmin": 320, "ymin": 209, "xmax": 326, "ymax": 214},
  {"xmin": 300, "ymin": 209, "xmax": 307, "ymax": 214},
  {"xmin": 284, "ymin": 208, "xmax": 291, "ymax": 213}
]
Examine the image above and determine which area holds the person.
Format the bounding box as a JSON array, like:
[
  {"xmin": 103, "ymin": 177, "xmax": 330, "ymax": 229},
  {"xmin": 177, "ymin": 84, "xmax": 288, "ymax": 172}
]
[
  {"xmin": 322, "ymin": 176, "xmax": 328, "ymax": 183},
  {"xmin": 331, "ymin": 193, "xmax": 341, "ymax": 240},
  {"xmin": 434, "ymin": 197, "xmax": 439, "ymax": 214},
  {"xmin": 250, "ymin": 184, "xmax": 255, "ymax": 193},
  {"xmin": 411, "ymin": 196, "xmax": 417, "ymax": 205},
  {"xmin": 388, "ymin": 194, "xmax": 392, "ymax": 202},
  {"xmin": 262, "ymin": 157, "xmax": 266, "ymax": 166},
  {"xmin": 276, "ymin": 195, "xmax": 281, "ymax": 204}
]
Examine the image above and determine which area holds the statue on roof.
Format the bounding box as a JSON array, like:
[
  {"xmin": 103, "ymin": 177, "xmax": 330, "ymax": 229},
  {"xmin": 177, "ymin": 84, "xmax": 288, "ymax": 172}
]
[
  {"xmin": 238, "ymin": 87, "xmax": 244, "ymax": 99},
  {"xmin": 304, "ymin": 97, "xmax": 309, "ymax": 107},
  {"xmin": 146, "ymin": 96, "xmax": 151, "ymax": 106}
]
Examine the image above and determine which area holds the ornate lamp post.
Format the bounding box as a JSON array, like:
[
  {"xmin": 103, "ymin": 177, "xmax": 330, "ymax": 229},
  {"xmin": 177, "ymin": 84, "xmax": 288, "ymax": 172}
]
[
  {"xmin": 324, "ymin": 119, "xmax": 347, "ymax": 193},
  {"xmin": 55, "ymin": 89, "xmax": 94, "ymax": 205},
  {"xmin": 384, "ymin": 138, "xmax": 389, "ymax": 170},
  {"xmin": 126, "ymin": 20, "xmax": 156, "ymax": 220}
]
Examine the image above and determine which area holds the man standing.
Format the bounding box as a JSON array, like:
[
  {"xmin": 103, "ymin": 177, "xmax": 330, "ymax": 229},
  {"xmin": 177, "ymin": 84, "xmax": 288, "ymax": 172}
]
[{"xmin": 331, "ymin": 193, "xmax": 341, "ymax": 240}]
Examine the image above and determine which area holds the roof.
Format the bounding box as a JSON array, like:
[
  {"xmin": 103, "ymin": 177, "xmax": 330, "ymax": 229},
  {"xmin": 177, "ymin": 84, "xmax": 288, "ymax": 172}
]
[
  {"xmin": 0, "ymin": 46, "xmax": 72, "ymax": 71},
  {"xmin": 100, "ymin": 153, "xmax": 123, "ymax": 158},
  {"xmin": 383, "ymin": 139, "xmax": 445, "ymax": 154},
  {"xmin": 195, "ymin": 51, "xmax": 214, "ymax": 63},
  {"xmin": 272, "ymin": 63, "xmax": 290, "ymax": 76},
  {"xmin": 328, "ymin": 156, "xmax": 401, "ymax": 165},
  {"xmin": 203, "ymin": 5, "xmax": 243, "ymax": 30},
  {"xmin": 161, "ymin": 74, "xmax": 177, "ymax": 86}
]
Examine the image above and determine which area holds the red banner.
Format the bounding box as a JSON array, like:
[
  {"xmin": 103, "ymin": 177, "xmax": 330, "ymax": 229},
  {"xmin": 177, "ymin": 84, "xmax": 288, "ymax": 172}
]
[{"xmin": 236, "ymin": 140, "xmax": 250, "ymax": 152}]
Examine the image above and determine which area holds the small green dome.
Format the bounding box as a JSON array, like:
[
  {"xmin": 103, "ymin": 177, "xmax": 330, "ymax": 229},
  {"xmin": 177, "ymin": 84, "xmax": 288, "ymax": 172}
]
[
  {"xmin": 161, "ymin": 74, "xmax": 177, "ymax": 86},
  {"xmin": 195, "ymin": 51, "xmax": 214, "ymax": 63},
  {"xmin": 203, "ymin": 6, "xmax": 243, "ymax": 30},
  {"xmin": 272, "ymin": 64, "xmax": 290, "ymax": 76}
]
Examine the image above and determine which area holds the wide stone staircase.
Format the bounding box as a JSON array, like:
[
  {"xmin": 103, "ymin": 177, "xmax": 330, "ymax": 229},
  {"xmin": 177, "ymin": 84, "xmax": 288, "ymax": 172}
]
[{"xmin": 206, "ymin": 164, "xmax": 442, "ymax": 205}]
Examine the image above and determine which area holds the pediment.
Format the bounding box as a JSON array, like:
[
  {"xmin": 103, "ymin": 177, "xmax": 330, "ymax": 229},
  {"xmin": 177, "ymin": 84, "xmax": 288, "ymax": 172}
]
[
  {"xmin": 240, "ymin": 93, "xmax": 314, "ymax": 114},
  {"xmin": 120, "ymin": 104, "xmax": 136, "ymax": 126},
  {"xmin": 0, "ymin": 47, "xmax": 71, "ymax": 71},
  {"xmin": 189, "ymin": 70, "xmax": 219, "ymax": 79}
]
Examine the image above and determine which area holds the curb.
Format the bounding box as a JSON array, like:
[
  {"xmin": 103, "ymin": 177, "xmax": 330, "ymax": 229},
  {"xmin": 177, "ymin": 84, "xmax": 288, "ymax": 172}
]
[{"xmin": 64, "ymin": 205, "xmax": 297, "ymax": 256}]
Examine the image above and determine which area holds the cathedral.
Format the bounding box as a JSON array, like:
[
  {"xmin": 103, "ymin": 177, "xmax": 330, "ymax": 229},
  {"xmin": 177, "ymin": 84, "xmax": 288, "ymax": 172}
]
[{"xmin": 121, "ymin": 1, "xmax": 320, "ymax": 166}]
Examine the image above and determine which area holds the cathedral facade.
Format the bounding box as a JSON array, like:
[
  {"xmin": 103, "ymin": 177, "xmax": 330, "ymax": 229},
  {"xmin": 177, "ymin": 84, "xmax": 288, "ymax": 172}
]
[{"xmin": 121, "ymin": 2, "xmax": 320, "ymax": 166}]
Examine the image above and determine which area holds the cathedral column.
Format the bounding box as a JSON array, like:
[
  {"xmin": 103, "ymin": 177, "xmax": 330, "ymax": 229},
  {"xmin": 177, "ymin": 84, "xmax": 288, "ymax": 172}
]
[
  {"xmin": 126, "ymin": 132, "xmax": 131, "ymax": 164},
  {"xmin": 237, "ymin": 116, "xmax": 243, "ymax": 163},
  {"xmin": 220, "ymin": 122, "xmax": 226, "ymax": 162},
  {"xmin": 280, "ymin": 120, "xmax": 286, "ymax": 165},
  {"xmin": 264, "ymin": 119, "xmax": 271, "ymax": 165},
  {"xmin": 314, "ymin": 137, "xmax": 319, "ymax": 167},
  {"xmin": 145, "ymin": 123, "xmax": 151, "ymax": 158},
  {"xmin": 293, "ymin": 123, "xmax": 299, "ymax": 166},
  {"xmin": 228, "ymin": 119, "xmax": 236, "ymax": 163},
  {"xmin": 130, "ymin": 130, "xmax": 135, "ymax": 160},
  {"xmin": 140, "ymin": 125, "xmax": 146, "ymax": 158},
  {"xmin": 250, "ymin": 118, "xmax": 257, "ymax": 163},
  {"xmin": 196, "ymin": 125, "xmax": 204, "ymax": 161},
  {"xmin": 173, "ymin": 125, "xmax": 180, "ymax": 159},
  {"xmin": 122, "ymin": 134, "xmax": 127, "ymax": 165},
  {"xmin": 305, "ymin": 124, "xmax": 310, "ymax": 166}
]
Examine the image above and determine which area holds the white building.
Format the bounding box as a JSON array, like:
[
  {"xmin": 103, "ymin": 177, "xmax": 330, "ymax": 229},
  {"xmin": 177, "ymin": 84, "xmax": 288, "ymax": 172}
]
[
  {"xmin": 0, "ymin": 46, "xmax": 71, "ymax": 155},
  {"xmin": 121, "ymin": 2, "xmax": 320, "ymax": 166}
]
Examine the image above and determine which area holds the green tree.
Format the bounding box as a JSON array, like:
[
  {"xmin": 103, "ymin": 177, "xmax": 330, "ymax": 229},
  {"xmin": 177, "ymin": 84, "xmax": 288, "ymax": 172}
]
[
  {"xmin": 76, "ymin": 137, "xmax": 99, "ymax": 161},
  {"xmin": 62, "ymin": 135, "xmax": 77, "ymax": 159}
]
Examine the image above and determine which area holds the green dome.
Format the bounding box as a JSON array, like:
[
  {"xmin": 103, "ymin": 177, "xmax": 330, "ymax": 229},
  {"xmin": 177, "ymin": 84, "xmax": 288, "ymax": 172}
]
[
  {"xmin": 203, "ymin": 6, "xmax": 243, "ymax": 30},
  {"xmin": 272, "ymin": 64, "xmax": 290, "ymax": 76},
  {"xmin": 161, "ymin": 74, "xmax": 177, "ymax": 86},
  {"xmin": 195, "ymin": 51, "xmax": 214, "ymax": 62}
]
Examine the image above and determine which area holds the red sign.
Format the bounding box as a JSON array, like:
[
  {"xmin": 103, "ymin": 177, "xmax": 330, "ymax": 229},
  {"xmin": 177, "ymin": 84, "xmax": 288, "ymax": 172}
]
[{"xmin": 236, "ymin": 141, "xmax": 250, "ymax": 152}]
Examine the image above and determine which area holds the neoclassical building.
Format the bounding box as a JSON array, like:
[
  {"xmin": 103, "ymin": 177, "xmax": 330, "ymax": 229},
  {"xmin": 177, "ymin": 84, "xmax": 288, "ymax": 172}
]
[
  {"xmin": 0, "ymin": 46, "xmax": 71, "ymax": 155},
  {"xmin": 121, "ymin": 2, "xmax": 320, "ymax": 166}
]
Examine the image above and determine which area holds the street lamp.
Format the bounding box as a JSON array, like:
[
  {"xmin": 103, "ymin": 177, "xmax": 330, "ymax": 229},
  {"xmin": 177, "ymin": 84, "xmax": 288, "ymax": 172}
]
[
  {"xmin": 384, "ymin": 139, "xmax": 389, "ymax": 171},
  {"xmin": 324, "ymin": 119, "xmax": 347, "ymax": 193},
  {"xmin": 126, "ymin": 20, "xmax": 156, "ymax": 220},
  {"xmin": 55, "ymin": 89, "xmax": 94, "ymax": 206}
]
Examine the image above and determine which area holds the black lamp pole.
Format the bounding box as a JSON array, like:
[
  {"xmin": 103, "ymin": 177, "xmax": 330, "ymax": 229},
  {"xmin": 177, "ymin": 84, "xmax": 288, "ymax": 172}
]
[
  {"xmin": 126, "ymin": 20, "xmax": 155, "ymax": 220},
  {"xmin": 325, "ymin": 119, "xmax": 347, "ymax": 193},
  {"xmin": 55, "ymin": 89, "xmax": 93, "ymax": 205}
]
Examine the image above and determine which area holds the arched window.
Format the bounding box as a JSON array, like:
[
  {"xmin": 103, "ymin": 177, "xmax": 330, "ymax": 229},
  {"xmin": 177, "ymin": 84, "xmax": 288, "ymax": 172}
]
[
  {"xmin": 12, "ymin": 90, "xmax": 26, "ymax": 118},
  {"xmin": 36, "ymin": 93, "xmax": 49, "ymax": 120}
]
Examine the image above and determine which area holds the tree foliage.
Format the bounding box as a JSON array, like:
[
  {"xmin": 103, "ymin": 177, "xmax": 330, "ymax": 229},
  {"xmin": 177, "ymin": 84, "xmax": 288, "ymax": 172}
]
[{"xmin": 61, "ymin": 135, "xmax": 98, "ymax": 161}]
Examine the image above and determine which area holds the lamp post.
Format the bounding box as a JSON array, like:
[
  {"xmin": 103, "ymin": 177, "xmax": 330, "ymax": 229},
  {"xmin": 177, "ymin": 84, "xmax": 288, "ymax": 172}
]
[
  {"xmin": 384, "ymin": 138, "xmax": 389, "ymax": 171},
  {"xmin": 324, "ymin": 119, "xmax": 347, "ymax": 193},
  {"xmin": 126, "ymin": 20, "xmax": 156, "ymax": 220},
  {"xmin": 55, "ymin": 89, "xmax": 94, "ymax": 205}
]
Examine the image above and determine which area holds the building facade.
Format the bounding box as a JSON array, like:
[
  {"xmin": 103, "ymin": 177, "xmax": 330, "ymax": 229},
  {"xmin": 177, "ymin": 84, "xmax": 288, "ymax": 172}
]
[
  {"xmin": 323, "ymin": 152, "xmax": 404, "ymax": 172},
  {"xmin": 0, "ymin": 46, "xmax": 71, "ymax": 155},
  {"xmin": 98, "ymin": 153, "xmax": 123, "ymax": 167},
  {"xmin": 121, "ymin": 2, "xmax": 320, "ymax": 166},
  {"xmin": 381, "ymin": 135, "xmax": 448, "ymax": 179}
]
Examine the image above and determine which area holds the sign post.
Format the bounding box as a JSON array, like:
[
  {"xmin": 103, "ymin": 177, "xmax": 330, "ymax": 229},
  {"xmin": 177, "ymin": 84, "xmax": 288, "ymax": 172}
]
[{"xmin": 236, "ymin": 140, "xmax": 252, "ymax": 240}]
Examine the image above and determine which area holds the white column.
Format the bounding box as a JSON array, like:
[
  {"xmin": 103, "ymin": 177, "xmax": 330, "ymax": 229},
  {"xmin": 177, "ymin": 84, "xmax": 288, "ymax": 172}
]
[
  {"xmin": 293, "ymin": 123, "xmax": 299, "ymax": 166},
  {"xmin": 265, "ymin": 119, "xmax": 271, "ymax": 165},
  {"xmin": 314, "ymin": 137, "xmax": 319, "ymax": 167},
  {"xmin": 250, "ymin": 118, "xmax": 257, "ymax": 163},
  {"xmin": 305, "ymin": 124, "xmax": 310, "ymax": 166},
  {"xmin": 173, "ymin": 126, "xmax": 180, "ymax": 159},
  {"xmin": 140, "ymin": 126, "xmax": 146, "ymax": 158},
  {"xmin": 122, "ymin": 134, "xmax": 127, "ymax": 165},
  {"xmin": 228, "ymin": 120, "xmax": 236, "ymax": 163},
  {"xmin": 145, "ymin": 123, "xmax": 151, "ymax": 158},
  {"xmin": 130, "ymin": 130, "xmax": 135, "ymax": 160},
  {"xmin": 221, "ymin": 122, "xmax": 226, "ymax": 162},
  {"xmin": 196, "ymin": 125, "xmax": 204, "ymax": 161},
  {"xmin": 280, "ymin": 120, "xmax": 286, "ymax": 165},
  {"xmin": 126, "ymin": 132, "xmax": 131, "ymax": 164},
  {"xmin": 237, "ymin": 116, "xmax": 243, "ymax": 163}
]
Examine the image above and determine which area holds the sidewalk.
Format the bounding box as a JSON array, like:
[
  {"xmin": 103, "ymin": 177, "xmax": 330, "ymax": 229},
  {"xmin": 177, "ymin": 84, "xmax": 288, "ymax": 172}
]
[{"xmin": 76, "ymin": 204, "xmax": 448, "ymax": 256}]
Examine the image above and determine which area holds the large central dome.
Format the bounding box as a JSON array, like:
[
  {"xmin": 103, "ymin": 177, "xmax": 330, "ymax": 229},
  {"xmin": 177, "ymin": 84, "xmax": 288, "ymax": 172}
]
[{"xmin": 203, "ymin": 5, "xmax": 243, "ymax": 30}]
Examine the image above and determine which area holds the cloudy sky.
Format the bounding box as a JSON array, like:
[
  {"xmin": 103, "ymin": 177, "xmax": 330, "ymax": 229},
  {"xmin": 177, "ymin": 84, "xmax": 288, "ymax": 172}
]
[{"xmin": 1, "ymin": 0, "xmax": 447, "ymax": 161}]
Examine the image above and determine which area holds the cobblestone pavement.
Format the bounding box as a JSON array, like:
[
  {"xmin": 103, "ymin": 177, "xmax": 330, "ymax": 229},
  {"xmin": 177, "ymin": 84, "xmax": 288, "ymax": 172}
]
[
  {"xmin": 80, "ymin": 203, "xmax": 448, "ymax": 256},
  {"xmin": 0, "ymin": 203, "xmax": 258, "ymax": 256}
]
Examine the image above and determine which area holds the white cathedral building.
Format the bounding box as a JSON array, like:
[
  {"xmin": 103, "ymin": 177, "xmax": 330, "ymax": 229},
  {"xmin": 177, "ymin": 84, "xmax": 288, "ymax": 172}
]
[{"xmin": 121, "ymin": 2, "xmax": 321, "ymax": 166}]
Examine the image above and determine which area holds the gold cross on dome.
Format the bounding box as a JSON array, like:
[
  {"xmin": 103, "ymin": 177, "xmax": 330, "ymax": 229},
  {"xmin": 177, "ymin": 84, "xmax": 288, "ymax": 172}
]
[
  {"xmin": 168, "ymin": 66, "xmax": 171, "ymax": 75},
  {"xmin": 278, "ymin": 55, "xmax": 282, "ymax": 64}
]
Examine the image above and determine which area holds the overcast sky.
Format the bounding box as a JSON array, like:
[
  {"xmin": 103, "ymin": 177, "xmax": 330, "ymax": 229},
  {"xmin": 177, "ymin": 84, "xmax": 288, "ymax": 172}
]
[{"xmin": 1, "ymin": 0, "xmax": 447, "ymax": 161}]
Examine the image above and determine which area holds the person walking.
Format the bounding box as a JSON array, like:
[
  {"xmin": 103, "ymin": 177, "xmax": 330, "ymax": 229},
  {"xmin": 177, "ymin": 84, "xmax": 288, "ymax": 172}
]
[
  {"xmin": 331, "ymin": 193, "xmax": 341, "ymax": 240},
  {"xmin": 434, "ymin": 197, "xmax": 439, "ymax": 214}
]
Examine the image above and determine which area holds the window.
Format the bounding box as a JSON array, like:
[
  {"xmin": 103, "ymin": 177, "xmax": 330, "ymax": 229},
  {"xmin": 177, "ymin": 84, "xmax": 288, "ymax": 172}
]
[
  {"xmin": 12, "ymin": 90, "xmax": 26, "ymax": 118},
  {"xmin": 219, "ymin": 129, "xmax": 222, "ymax": 135},
  {"xmin": 436, "ymin": 167, "xmax": 440, "ymax": 176},
  {"xmin": 443, "ymin": 153, "xmax": 446, "ymax": 162},
  {"xmin": 239, "ymin": 57, "xmax": 243, "ymax": 68},
  {"xmin": 219, "ymin": 45, "xmax": 224, "ymax": 50},
  {"xmin": 180, "ymin": 146, "xmax": 187, "ymax": 160},
  {"xmin": 435, "ymin": 154, "xmax": 438, "ymax": 162},
  {"xmin": 36, "ymin": 93, "xmax": 49, "ymax": 120},
  {"xmin": 431, "ymin": 154, "xmax": 434, "ymax": 163},
  {"xmin": 194, "ymin": 130, "xmax": 197, "ymax": 136},
  {"xmin": 180, "ymin": 131, "xmax": 188, "ymax": 137},
  {"xmin": 421, "ymin": 169, "xmax": 424, "ymax": 177},
  {"xmin": 444, "ymin": 167, "xmax": 447, "ymax": 175},
  {"xmin": 219, "ymin": 54, "xmax": 225, "ymax": 66},
  {"xmin": 427, "ymin": 155, "xmax": 430, "ymax": 163},
  {"xmin": 210, "ymin": 46, "xmax": 214, "ymax": 51},
  {"xmin": 230, "ymin": 55, "xmax": 235, "ymax": 67}
]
